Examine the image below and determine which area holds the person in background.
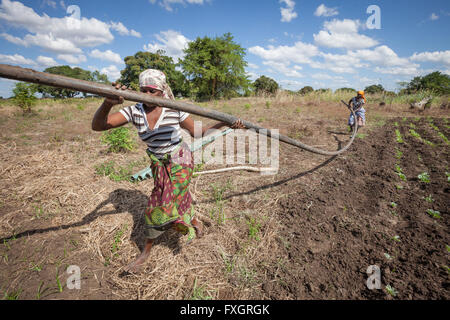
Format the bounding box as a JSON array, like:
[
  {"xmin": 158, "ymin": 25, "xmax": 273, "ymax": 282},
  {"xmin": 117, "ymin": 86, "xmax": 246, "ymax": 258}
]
[{"xmin": 347, "ymin": 90, "xmax": 366, "ymax": 133}]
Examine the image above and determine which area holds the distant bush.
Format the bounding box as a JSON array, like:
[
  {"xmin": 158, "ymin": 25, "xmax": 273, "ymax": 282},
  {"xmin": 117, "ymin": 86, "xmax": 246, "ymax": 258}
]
[
  {"xmin": 335, "ymin": 87, "xmax": 355, "ymax": 93},
  {"xmin": 12, "ymin": 82, "xmax": 37, "ymax": 114},
  {"xmin": 364, "ymin": 84, "xmax": 385, "ymax": 94},
  {"xmin": 253, "ymin": 76, "xmax": 279, "ymax": 96},
  {"xmin": 298, "ymin": 86, "xmax": 314, "ymax": 95},
  {"xmin": 315, "ymin": 88, "xmax": 332, "ymax": 93}
]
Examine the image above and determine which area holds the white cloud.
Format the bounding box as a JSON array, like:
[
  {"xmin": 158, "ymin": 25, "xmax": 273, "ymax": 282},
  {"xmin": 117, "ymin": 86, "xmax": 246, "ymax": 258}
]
[
  {"xmin": 430, "ymin": 13, "xmax": 439, "ymax": 20},
  {"xmin": 144, "ymin": 30, "xmax": 191, "ymax": 62},
  {"xmin": 0, "ymin": 0, "xmax": 138, "ymax": 55},
  {"xmin": 262, "ymin": 61, "xmax": 303, "ymax": 78},
  {"xmin": 36, "ymin": 55, "xmax": 59, "ymax": 67},
  {"xmin": 410, "ymin": 50, "xmax": 450, "ymax": 67},
  {"xmin": 57, "ymin": 54, "xmax": 87, "ymax": 64},
  {"xmin": 89, "ymin": 49, "xmax": 123, "ymax": 64},
  {"xmin": 247, "ymin": 63, "xmax": 259, "ymax": 69},
  {"xmin": 110, "ymin": 21, "xmax": 141, "ymax": 38},
  {"xmin": 313, "ymin": 19, "xmax": 378, "ymax": 49},
  {"xmin": 100, "ymin": 65, "xmax": 121, "ymax": 82},
  {"xmin": 310, "ymin": 52, "xmax": 366, "ymax": 74},
  {"xmin": 249, "ymin": 41, "xmax": 319, "ymax": 65},
  {"xmin": 314, "ymin": 4, "xmax": 339, "ymax": 17},
  {"xmin": 349, "ymin": 45, "xmax": 414, "ymax": 68},
  {"xmin": 374, "ymin": 66, "xmax": 421, "ymax": 76},
  {"xmin": 280, "ymin": 0, "xmax": 298, "ymax": 22},
  {"xmin": 43, "ymin": 0, "xmax": 57, "ymax": 9},
  {"xmin": 246, "ymin": 71, "xmax": 259, "ymax": 81},
  {"xmin": 279, "ymin": 79, "xmax": 303, "ymax": 90},
  {"xmin": 0, "ymin": 32, "xmax": 27, "ymax": 46},
  {"xmin": 0, "ymin": 53, "xmax": 35, "ymax": 66},
  {"xmin": 150, "ymin": 0, "xmax": 207, "ymax": 12}
]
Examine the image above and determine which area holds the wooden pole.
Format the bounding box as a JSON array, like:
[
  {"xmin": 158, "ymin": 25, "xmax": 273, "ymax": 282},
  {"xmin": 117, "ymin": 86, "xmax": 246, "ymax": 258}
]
[{"xmin": 0, "ymin": 64, "xmax": 357, "ymax": 156}]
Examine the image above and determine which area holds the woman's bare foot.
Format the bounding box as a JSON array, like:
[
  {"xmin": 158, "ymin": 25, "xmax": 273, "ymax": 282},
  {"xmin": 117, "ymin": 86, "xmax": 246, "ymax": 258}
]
[
  {"xmin": 191, "ymin": 217, "xmax": 203, "ymax": 238},
  {"xmin": 124, "ymin": 239, "xmax": 153, "ymax": 273}
]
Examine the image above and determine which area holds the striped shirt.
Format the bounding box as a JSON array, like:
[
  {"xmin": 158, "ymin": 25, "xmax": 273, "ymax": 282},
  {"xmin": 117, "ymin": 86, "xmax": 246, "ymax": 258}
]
[
  {"xmin": 350, "ymin": 97, "xmax": 365, "ymax": 111},
  {"xmin": 120, "ymin": 103, "xmax": 189, "ymax": 158}
]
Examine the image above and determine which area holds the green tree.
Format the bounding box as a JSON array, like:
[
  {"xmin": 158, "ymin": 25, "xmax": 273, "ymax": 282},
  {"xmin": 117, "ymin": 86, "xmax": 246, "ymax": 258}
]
[
  {"xmin": 180, "ymin": 32, "xmax": 250, "ymax": 100},
  {"xmin": 405, "ymin": 71, "xmax": 450, "ymax": 95},
  {"xmin": 364, "ymin": 84, "xmax": 385, "ymax": 94},
  {"xmin": 253, "ymin": 75, "xmax": 279, "ymax": 95},
  {"xmin": 36, "ymin": 66, "xmax": 107, "ymax": 98},
  {"xmin": 335, "ymin": 87, "xmax": 355, "ymax": 93},
  {"xmin": 12, "ymin": 82, "xmax": 37, "ymax": 114},
  {"xmin": 119, "ymin": 50, "xmax": 188, "ymax": 97},
  {"xmin": 298, "ymin": 86, "xmax": 314, "ymax": 95}
]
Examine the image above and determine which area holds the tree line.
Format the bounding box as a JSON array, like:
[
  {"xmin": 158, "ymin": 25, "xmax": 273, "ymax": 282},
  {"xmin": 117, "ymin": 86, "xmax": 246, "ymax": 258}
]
[{"xmin": 12, "ymin": 32, "xmax": 449, "ymax": 105}]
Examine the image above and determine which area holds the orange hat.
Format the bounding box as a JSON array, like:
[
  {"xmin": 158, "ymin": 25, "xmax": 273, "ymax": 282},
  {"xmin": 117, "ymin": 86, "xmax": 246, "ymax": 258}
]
[{"xmin": 357, "ymin": 90, "xmax": 366, "ymax": 102}]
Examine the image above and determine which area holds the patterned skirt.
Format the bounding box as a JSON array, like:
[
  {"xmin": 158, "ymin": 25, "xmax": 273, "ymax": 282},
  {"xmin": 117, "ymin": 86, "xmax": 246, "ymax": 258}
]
[
  {"xmin": 348, "ymin": 108, "xmax": 366, "ymax": 126},
  {"xmin": 144, "ymin": 142, "xmax": 196, "ymax": 241}
]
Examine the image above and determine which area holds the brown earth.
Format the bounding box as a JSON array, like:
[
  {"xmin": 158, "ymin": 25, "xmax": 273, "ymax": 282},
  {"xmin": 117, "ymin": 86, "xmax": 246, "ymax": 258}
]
[{"xmin": 264, "ymin": 117, "xmax": 449, "ymax": 299}]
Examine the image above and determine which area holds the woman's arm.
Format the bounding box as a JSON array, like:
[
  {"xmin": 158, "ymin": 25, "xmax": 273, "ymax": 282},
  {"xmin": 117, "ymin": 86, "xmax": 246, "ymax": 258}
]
[
  {"xmin": 92, "ymin": 85, "xmax": 129, "ymax": 131},
  {"xmin": 180, "ymin": 116, "xmax": 244, "ymax": 137}
]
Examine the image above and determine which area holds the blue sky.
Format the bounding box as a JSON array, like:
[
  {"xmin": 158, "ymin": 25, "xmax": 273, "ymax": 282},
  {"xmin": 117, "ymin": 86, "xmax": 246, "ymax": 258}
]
[{"xmin": 0, "ymin": 0, "xmax": 449, "ymax": 97}]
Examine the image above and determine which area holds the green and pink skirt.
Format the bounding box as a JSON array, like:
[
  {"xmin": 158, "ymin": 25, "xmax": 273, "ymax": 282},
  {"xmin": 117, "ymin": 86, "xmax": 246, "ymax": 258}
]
[{"xmin": 144, "ymin": 142, "xmax": 196, "ymax": 241}]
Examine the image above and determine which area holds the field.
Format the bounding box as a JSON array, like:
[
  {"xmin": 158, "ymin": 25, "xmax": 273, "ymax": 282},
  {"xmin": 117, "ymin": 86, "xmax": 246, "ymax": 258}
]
[{"xmin": 0, "ymin": 93, "xmax": 449, "ymax": 300}]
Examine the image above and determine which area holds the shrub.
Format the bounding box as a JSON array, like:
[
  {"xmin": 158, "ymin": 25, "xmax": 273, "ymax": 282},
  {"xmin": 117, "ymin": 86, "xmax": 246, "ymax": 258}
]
[
  {"xmin": 298, "ymin": 86, "xmax": 314, "ymax": 95},
  {"xmin": 101, "ymin": 127, "xmax": 136, "ymax": 153},
  {"xmin": 12, "ymin": 82, "xmax": 37, "ymax": 114}
]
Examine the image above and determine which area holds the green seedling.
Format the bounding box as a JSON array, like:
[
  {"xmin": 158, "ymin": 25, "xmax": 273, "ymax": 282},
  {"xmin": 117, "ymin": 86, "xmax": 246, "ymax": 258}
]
[
  {"xmin": 445, "ymin": 245, "xmax": 450, "ymax": 253},
  {"xmin": 384, "ymin": 253, "xmax": 393, "ymax": 260},
  {"xmin": 426, "ymin": 209, "xmax": 441, "ymax": 219},
  {"xmin": 394, "ymin": 121, "xmax": 399, "ymax": 127},
  {"xmin": 36, "ymin": 281, "xmax": 50, "ymax": 300},
  {"xmin": 220, "ymin": 251, "xmax": 236, "ymax": 274},
  {"xmin": 390, "ymin": 202, "xmax": 397, "ymax": 208},
  {"xmin": 392, "ymin": 235, "xmax": 401, "ymax": 242},
  {"xmin": 418, "ymin": 172, "xmax": 430, "ymax": 183},
  {"xmin": 243, "ymin": 103, "xmax": 251, "ymax": 110},
  {"xmin": 30, "ymin": 262, "xmax": 43, "ymax": 272},
  {"xmin": 190, "ymin": 278, "xmax": 213, "ymax": 300},
  {"xmin": 409, "ymin": 129, "xmax": 435, "ymax": 147},
  {"xmin": 246, "ymin": 217, "xmax": 262, "ymax": 241},
  {"xmin": 111, "ymin": 224, "xmax": 128, "ymax": 256},
  {"xmin": 395, "ymin": 129, "xmax": 404, "ymax": 143},
  {"xmin": 265, "ymin": 101, "xmax": 271, "ymax": 109},
  {"xmin": 424, "ymin": 195, "xmax": 434, "ymax": 203},
  {"xmin": 3, "ymin": 289, "xmax": 22, "ymax": 300},
  {"xmin": 429, "ymin": 122, "xmax": 450, "ymax": 144},
  {"xmin": 446, "ymin": 172, "xmax": 450, "ymax": 183},
  {"xmin": 394, "ymin": 164, "xmax": 407, "ymax": 181},
  {"xmin": 55, "ymin": 267, "xmax": 63, "ymax": 293},
  {"xmin": 395, "ymin": 149, "xmax": 403, "ymax": 160},
  {"xmin": 385, "ymin": 285, "xmax": 398, "ymax": 297},
  {"xmin": 395, "ymin": 185, "xmax": 404, "ymax": 190}
]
